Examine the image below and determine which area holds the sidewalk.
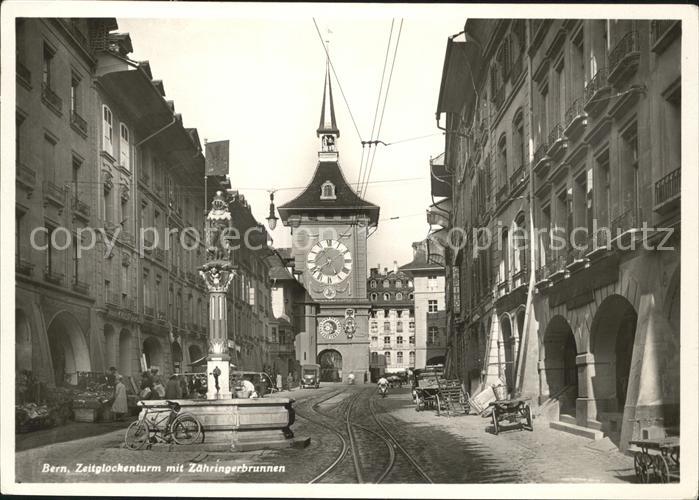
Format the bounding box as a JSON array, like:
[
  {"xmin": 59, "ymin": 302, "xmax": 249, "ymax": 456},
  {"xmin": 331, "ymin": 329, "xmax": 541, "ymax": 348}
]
[{"xmin": 380, "ymin": 392, "xmax": 636, "ymax": 483}]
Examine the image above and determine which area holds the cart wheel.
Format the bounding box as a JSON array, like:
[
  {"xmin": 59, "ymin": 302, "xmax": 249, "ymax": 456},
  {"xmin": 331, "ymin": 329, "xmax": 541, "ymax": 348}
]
[
  {"xmin": 524, "ymin": 404, "xmax": 533, "ymax": 430},
  {"xmin": 491, "ymin": 410, "xmax": 499, "ymax": 435},
  {"xmin": 652, "ymin": 453, "xmax": 670, "ymax": 483},
  {"xmin": 171, "ymin": 414, "xmax": 202, "ymax": 445},
  {"xmin": 125, "ymin": 420, "xmax": 150, "ymax": 450},
  {"xmin": 634, "ymin": 452, "xmax": 651, "ymax": 483}
]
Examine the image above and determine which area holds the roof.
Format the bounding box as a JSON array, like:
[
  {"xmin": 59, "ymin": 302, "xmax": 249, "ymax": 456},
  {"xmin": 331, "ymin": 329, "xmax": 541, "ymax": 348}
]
[
  {"xmin": 317, "ymin": 64, "xmax": 339, "ymax": 137},
  {"xmin": 436, "ymin": 30, "xmax": 484, "ymax": 119},
  {"xmin": 399, "ymin": 240, "xmax": 444, "ymax": 273},
  {"xmin": 278, "ymin": 161, "xmax": 380, "ymax": 225}
]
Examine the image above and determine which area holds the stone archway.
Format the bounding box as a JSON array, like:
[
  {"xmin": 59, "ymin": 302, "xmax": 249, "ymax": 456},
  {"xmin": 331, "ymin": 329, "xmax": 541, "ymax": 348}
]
[
  {"xmin": 188, "ymin": 344, "xmax": 204, "ymax": 372},
  {"xmin": 16, "ymin": 308, "xmax": 33, "ymax": 373},
  {"xmin": 590, "ymin": 294, "xmax": 638, "ymax": 418},
  {"xmin": 46, "ymin": 311, "xmax": 91, "ymax": 385},
  {"xmin": 516, "ymin": 308, "xmax": 526, "ymax": 343},
  {"xmin": 500, "ymin": 315, "xmax": 516, "ymax": 391},
  {"xmin": 119, "ymin": 329, "xmax": 132, "ymax": 376},
  {"xmin": 541, "ymin": 315, "xmax": 578, "ymax": 417},
  {"xmin": 104, "ymin": 324, "xmax": 117, "ymax": 370},
  {"xmin": 142, "ymin": 337, "xmax": 163, "ymax": 372},
  {"xmin": 318, "ymin": 349, "xmax": 342, "ymax": 382}
]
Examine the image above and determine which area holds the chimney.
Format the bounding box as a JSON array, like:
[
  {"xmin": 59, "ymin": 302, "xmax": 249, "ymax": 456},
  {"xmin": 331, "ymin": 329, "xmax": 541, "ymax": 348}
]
[{"xmin": 393, "ymin": 260, "xmax": 398, "ymax": 273}]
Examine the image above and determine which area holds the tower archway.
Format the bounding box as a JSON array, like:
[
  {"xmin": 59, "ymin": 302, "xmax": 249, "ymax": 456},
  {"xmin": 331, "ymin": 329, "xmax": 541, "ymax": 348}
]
[{"xmin": 318, "ymin": 349, "xmax": 343, "ymax": 382}]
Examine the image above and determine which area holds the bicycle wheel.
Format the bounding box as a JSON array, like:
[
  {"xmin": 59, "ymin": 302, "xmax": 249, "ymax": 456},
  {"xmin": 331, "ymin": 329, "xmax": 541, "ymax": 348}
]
[
  {"xmin": 171, "ymin": 414, "xmax": 201, "ymax": 445},
  {"xmin": 125, "ymin": 420, "xmax": 150, "ymax": 450}
]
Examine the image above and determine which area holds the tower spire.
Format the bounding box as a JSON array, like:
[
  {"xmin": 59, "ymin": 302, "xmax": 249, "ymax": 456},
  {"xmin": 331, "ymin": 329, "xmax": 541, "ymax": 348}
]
[{"xmin": 317, "ymin": 62, "xmax": 340, "ymax": 139}]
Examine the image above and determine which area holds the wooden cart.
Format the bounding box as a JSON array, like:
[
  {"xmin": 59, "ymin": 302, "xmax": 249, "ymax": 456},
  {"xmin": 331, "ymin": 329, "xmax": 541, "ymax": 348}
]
[
  {"xmin": 412, "ymin": 370, "xmax": 441, "ymax": 412},
  {"xmin": 629, "ymin": 437, "xmax": 679, "ymax": 483},
  {"xmin": 488, "ymin": 398, "xmax": 533, "ymax": 435},
  {"xmin": 435, "ymin": 378, "xmax": 469, "ymax": 416}
]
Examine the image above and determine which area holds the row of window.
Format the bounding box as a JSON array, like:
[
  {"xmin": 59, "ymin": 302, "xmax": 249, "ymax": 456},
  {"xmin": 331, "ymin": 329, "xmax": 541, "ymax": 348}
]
[
  {"xmin": 369, "ymin": 309, "xmax": 414, "ymax": 319},
  {"xmin": 369, "ymin": 277, "xmax": 413, "ymax": 289},
  {"xmin": 370, "ymin": 321, "xmax": 416, "ymax": 333},
  {"xmin": 372, "ymin": 335, "xmax": 415, "ymax": 345},
  {"xmin": 369, "ymin": 291, "xmax": 413, "ymax": 302},
  {"xmin": 371, "ymin": 351, "xmax": 415, "ymax": 365}
]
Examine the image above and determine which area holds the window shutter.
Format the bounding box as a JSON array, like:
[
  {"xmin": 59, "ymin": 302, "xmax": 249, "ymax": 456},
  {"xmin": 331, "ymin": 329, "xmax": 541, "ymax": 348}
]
[
  {"xmin": 102, "ymin": 106, "xmax": 113, "ymax": 156},
  {"xmin": 120, "ymin": 124, "xmax": 130, "ymax": 169}
]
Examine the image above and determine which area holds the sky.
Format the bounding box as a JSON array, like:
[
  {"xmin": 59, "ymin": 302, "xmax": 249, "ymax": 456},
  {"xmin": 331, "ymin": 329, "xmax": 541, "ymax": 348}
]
[{"xmin": 118, "ymin": 13, "xmax": 465, "ymax": 271}]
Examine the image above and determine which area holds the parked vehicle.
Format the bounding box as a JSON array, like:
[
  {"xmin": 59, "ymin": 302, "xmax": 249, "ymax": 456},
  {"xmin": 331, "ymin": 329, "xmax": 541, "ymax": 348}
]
[
  {"xmin": 411, "ymin": 366, "xmax": 444, "ymax": 412},
  {"xmin": 300, "ymin": 364, "xmax": 320, "ymax": 389}
]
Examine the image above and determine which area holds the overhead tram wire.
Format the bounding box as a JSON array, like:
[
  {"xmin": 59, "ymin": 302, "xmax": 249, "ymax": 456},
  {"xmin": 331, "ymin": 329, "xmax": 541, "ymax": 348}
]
[
  {"xmin": 360, "ymin": 18, "xmax": 403, "ymax": 200},
  {"xmin": 357, "ymin": 18, "xmax": 395, "ymax": 194}
]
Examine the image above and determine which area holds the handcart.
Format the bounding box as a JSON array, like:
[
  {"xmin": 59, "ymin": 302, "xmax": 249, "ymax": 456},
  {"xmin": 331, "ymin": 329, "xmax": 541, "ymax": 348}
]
[
  {"xmin": 412, "ymin": 368, "xmax": 442, "ymax": 412},
  {"xmin": 488, "ymin": 397, "xmax": 533, "ymax": 434},
  {"xmin": 435, "ymin": 378, "xmax": 469, "ymax": 416},
  {"xmin": 629, "ymin": 437, "xmax": 679, "ymax": 483}
]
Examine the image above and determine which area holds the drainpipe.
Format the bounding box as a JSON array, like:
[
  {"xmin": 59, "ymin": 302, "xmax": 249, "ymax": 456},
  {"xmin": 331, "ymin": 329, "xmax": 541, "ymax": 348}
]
[{"xmin": 514, "ymin": 22, "xmax": 539, "ymax": 399}]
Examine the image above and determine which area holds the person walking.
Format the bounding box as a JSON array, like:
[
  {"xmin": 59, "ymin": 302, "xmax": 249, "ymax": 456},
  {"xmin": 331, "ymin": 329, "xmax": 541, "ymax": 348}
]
[{"xmin": 112, "ymin": 375, "xmax": 128, "ymax": 421}]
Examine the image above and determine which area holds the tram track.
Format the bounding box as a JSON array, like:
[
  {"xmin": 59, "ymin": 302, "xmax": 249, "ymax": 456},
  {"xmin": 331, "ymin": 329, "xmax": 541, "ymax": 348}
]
[
  {"xmin": 296, "ymin": 386, "xmax": 430, "ymax": 484},
  {"xmin": 293, "ymin": 390, "xmax": 348, "ymax": 484},
  {"xmin": 368, "ymin": 395, "xmax": 433, "ymax": 483}
]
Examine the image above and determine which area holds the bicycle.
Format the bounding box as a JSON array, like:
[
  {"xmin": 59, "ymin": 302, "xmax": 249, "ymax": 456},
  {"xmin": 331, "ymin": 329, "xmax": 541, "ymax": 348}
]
[{"xmin": 124, "ymin": 400, "xmax": 202, "ymax": 450}]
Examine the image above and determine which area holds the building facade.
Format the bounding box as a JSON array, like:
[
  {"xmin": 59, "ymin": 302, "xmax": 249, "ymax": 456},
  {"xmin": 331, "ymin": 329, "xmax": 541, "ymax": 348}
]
[
  {"xmin": 278, "ymin": 65, "xmax": 380, "ymax": 384},
  {"xmin": 367, "ymin": 265, "xmax": 415, "ymax": 381},
  {"xmin": 15, "ymin": 18, "xmax": 209, "ymax": 387},
  {"xmin": 437, "ymin": 19, "xmax": 681, "ymax": 450},
  {"xmin": 400, "ymin": 241, "xmax": 448, "ymax": 370}
]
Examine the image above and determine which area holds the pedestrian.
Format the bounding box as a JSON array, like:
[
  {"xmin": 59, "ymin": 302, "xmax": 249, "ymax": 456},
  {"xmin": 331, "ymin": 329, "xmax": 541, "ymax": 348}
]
[
  {"xmin": 165, "ymin": 374, "xmax": 182, "ymax": 399},
  {"xmin": 139, "ymin": 371, "xmax": 153, "ymax": 399},
  {"xmin": 276, "ymin": 373, "xmax": 283, "ymax": 392},
  {"xmin": 286, "ymin": 372, "xmax": 294, "ymax": 391},
  {"xmin": 106, "ymin": 366, "xmax": 118, "ymax": 387},
  {"xmin": 112, "ymin": 375, "xmax": 128, "ymax": 421},
  {"xmin": 178, "ymin": 374, "xmax": 189, "ymax": 398}
]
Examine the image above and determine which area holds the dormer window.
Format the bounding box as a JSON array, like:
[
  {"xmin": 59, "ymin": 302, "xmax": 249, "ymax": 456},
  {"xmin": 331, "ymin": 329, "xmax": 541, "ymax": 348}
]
[{"xmin": 320, "ymin": 181, "xmax": 336, "ymax": 200}]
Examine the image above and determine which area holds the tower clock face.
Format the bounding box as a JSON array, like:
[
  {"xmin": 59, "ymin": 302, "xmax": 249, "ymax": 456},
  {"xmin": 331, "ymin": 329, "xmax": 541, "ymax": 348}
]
[{"xmin": 306, "ymin": 239, "xmax": 353, "ymax": 285}]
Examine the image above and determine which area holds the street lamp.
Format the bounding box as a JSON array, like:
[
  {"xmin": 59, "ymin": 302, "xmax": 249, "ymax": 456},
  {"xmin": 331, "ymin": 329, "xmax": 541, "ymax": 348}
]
[{"xmin": 266, "ymin": 191, "xmax": 278, "ymax": 230}]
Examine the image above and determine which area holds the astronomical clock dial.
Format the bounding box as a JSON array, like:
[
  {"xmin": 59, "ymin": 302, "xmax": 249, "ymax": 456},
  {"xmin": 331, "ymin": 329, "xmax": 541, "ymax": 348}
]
[
  {"xmin": 306, "ymin": 239, "xmax": 352, "ymax": 285},
  {"xmin": 319, "ymin": 318, "xmax": 341, "ymax": 339}
]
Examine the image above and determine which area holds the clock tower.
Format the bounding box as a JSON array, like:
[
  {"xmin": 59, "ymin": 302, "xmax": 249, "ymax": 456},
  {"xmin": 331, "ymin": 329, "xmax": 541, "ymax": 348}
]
[{"xmin": 278, "ymin": 63, "xmax": 379, "ymax": 384}]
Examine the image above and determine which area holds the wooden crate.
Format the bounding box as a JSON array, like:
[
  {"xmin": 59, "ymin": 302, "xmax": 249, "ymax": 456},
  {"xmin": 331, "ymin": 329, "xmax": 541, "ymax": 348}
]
[{"xmin": 73, "ymin": 408, "xmax": 97, "ymax": 422}]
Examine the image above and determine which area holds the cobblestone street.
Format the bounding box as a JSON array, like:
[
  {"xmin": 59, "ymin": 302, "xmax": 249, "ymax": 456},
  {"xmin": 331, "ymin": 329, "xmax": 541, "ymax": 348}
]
[{"xmin": 16, "ymin": 386, "xmax": 635, "ymax": 484}]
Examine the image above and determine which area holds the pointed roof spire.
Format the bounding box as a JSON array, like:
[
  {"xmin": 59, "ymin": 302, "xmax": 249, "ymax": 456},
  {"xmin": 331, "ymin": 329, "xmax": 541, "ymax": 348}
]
[{"xmin": 317, "ymin": 61, "xmax": 340, "ymax": 138}]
